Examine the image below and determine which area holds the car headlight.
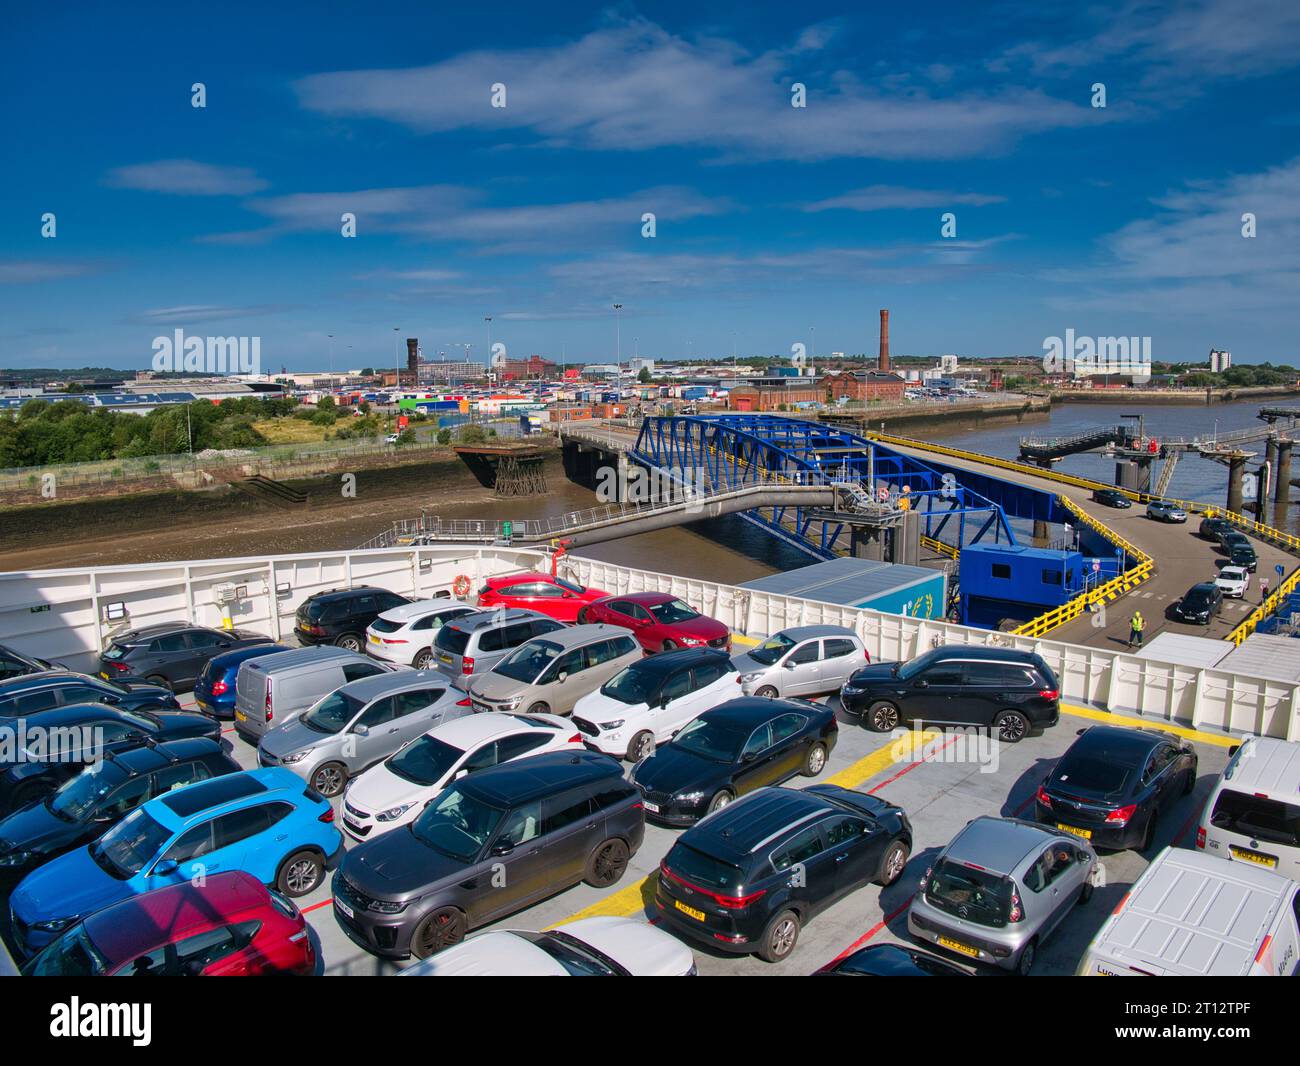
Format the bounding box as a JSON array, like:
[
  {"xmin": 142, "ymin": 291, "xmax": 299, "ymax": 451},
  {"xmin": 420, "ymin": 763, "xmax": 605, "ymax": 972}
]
[
  {"xmin": 678, "ymin": 790, "xmax": 709, "ymax": 804},
  {"xmin": 0, "ymin": 849, "xmax": 32, "ymax": 868},
  {"xmin": 33, "ymin": 917, "xmax": 74, "ymax": 933},
  {"xmin": 499, "ymin": 697, "xmax": 522, "ymax": 710},
  {"xmin": 279, "ymin": 749, "xmax": 312, "ymax": 765},
  {"xmin": 376, "ymin": 803, "xmax": 415, "ymax": 822},
  {"xmin": 600, "ymin": 720, "xmax": 624, "ymax": 732},
  {"xmin": 740, "ymin": 672, "xmax": 763, "ymax": 683},
  {"xmin": 368, "ymin": 898, "xmax": 409, "ymax": 915}
]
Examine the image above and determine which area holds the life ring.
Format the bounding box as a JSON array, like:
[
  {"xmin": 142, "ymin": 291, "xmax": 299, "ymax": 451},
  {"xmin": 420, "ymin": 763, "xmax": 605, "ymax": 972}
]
[{"xmin": 452, "ymin": 574, "xmax": 472, "ymax": 598}]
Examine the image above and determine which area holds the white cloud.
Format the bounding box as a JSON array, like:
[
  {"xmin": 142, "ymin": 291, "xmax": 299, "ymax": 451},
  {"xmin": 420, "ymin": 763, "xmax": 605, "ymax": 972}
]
[
  {"xmin": 0, "ymin": 260, "xmax": 97, "ymax": 284},
  {"xmin": 803, "ymin": 185, "xmax": 1006, "ymax": 212},
  {"xmin": 106, "ymin": 160, "xmax": 269, "ymax": 196}
]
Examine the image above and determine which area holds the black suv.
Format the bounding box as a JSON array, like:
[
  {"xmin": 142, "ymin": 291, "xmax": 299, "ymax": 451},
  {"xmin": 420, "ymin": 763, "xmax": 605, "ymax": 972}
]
[
  {"xmin": 1092, "ymin": 489, "xmax": 1132, "ymax": 509},
  {"xmin": 97, "ymin": 623, "xmax": 273, "ymax": 692},
  {"xmin": 840, "ymin": 645, "xmax": 1060, "ymax": 743},
  {"xmin": 0, "ymin": 671, "xmax": 180, "ymax": 719},
  {"xmin": 0, "ymin": 737, "xmax": 241, "ymax": 878},
  {"xmin": 1171, "ymin": 581, "xmax": 1223, "ymax": 624},
  {"xmin": 0, "ymin": 703, "xmax": 222, "ymax": 814},
  {"xmin": 655, "ymin": 785, "xmax": 912, "ymax": 962},
  {"xmin": 295, "ymin": 587, "xmax": 412, "ymax": 652},
  {"xmin": 333, "ymin": 750, "xmax": 645, "ymax": 959},
  {"xmin": 0, "ymin": 644, "xmax": 66, "ymax": 683},
  {"xmin": 1219, "ymin": 532, "xmax": 1258, "ymax": 572},
  {"xmin": 1199, "ymin": 516, "xmax": 1234, "ymax": 541}
]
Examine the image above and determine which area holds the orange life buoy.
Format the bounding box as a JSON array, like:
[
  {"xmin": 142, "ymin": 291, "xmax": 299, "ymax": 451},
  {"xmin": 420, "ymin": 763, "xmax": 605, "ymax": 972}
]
[{"xmin": 452, "ymin": 574, "xmax": 472, "ymax": 598}]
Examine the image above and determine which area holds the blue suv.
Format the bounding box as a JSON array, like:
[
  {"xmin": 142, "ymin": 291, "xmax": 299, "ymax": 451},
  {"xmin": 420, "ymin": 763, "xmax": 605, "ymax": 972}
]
[
  {"xmin": 8, "ymin": 767, "xmax": 342, "ymax": 957},
  {"xmin": 194, "ymin": 643, "xmax": 291, "ymax": 718}
]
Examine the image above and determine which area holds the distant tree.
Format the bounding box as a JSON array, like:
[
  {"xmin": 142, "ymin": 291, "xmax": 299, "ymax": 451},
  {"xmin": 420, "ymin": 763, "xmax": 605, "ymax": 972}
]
[{"xmin": 637, "ymin": 367, "xmax": 652, "ymax": 383}]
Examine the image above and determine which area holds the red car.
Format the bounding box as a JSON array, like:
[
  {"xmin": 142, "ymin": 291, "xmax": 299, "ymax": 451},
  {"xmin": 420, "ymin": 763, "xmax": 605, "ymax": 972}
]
[
  {"xmin": 476, "ymin": 572, "xmax": 609, "ymax": 623},
  {"xmin": 21, "ymin": 871, "xmax": 315, "ymax": 976},
  {"xmin": 581, "ymin": 591, "xmax": 732, "ymax": 653}
]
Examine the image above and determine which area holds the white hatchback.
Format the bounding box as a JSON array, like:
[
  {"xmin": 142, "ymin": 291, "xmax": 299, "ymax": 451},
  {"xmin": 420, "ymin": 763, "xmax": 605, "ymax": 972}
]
[
  {"xmin": 365, "ymin": 598, "xmax": 479, "ymax": 668},
  {"xmin": 340, "ymin": 711, "xmax": 582, "ymax": 841},
  {"xmin": 1214, "ymin": 566, "xmax": 1250, "ymax": 598}
]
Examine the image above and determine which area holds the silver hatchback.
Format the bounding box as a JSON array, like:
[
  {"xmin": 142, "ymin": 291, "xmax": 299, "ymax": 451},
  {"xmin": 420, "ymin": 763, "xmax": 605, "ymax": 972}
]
[
  {"xmin": 256, "ymin": 670, "xmax": 473, "ymax": 797},
  {"xmin": 908, "ymin": 816, "xmax": 1098, "ymax": 975},
  {"xmin": 731, "ymin": 625, "xmax": 868, "ymax": 699}
]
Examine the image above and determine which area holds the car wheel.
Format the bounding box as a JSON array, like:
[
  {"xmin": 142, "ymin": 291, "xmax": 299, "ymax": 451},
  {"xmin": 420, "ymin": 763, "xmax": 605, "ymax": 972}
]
[
  {"xmin": 706, "ymin": 790, "xmax": 733, "ymax": 814},
  {"xmin": 412, "ymin": 648, "xmax": 434, "ymax": 670},
  {"xmin": 335, "ymin": 633, "xmax": 364, "ymax": 653},
  {"xmin": 994, "ymin": 710, "xmax": 1030, "ymax": 744},
  {"xmin": 758, "ymin": 909, "xmax": 801, "ymax": 963},
  {"xmin": 865, "ymin": 701, "xmax": 900, "ymax": 732},
  {"xmin": 585, "ymin": 838, "xmax": 631, "ymax": 887},
  {"xmin": 1078, "ymin": 880, "xmax": 1094, "ymax": 905},
  {"xmin": 576, "ymin": 607, "xmax": 590, "ymax": 625},
  {"xmin": 1015, "ymin": 938, "xmax": 1037, "ymax": 976},
  {"xmin": 525, "ymin": 701, "xmax": 550, "ymax": 716},
  {"xmin": 662, "ymin": 640, "xmax": 678, "ymax": 652},
  {"xmin": 411, "ymin": 907, "xmax": 467, "ymax": 959},
  {"xmin": 755, "ymin": 685, "xmax": 779, "ymax": 699},
  {"xmin": 146, "ymin": 674, "xmax": 173, "ymax": 692},
  {"xmin": 802, "ymin": 742, "xmax": 828, "ymax": 777},
  {"xmin": 311, "ymin": 762, "xmax": 348, "ymax": 797},
  {"xmin": 874, "ymin": 839, "xmax": 910, "ymax": 886},
  {"xmin": 626, "ymin": 730, "xmax": 655, "ymax": 762},
  {"xmin": 276, "ymin": 850, "xmax": 324, "ymax": 898}
]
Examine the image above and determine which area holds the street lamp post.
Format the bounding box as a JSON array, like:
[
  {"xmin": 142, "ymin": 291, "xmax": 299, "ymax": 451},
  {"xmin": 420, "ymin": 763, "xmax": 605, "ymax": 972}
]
[
  {"xmin": 613, "ymin": 303, "xmax": 623, "ymax": 380},
  {"xmin": 393, "ymin": 327, "xmax": 401, "ymax": 391},
  {"xmin": 327, "ymin": 334, "xmax": 334, "ymax": 390}
]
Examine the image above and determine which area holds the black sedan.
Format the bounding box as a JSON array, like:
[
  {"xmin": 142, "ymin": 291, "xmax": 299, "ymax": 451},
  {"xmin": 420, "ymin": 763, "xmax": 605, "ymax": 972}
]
[
  {"xmin": 0, "ymin": 671, "xmax": 179, "ymax": 719},
  {"xmin": 97, "ymin": 623, "xmax": 274, "ymax": 692},
  {"xmin": 1093, "ymin": 489, "xmax": 1132, "ymax": 509},
  {"xmin": 1170, "ymin": 582, "xmax": 1223, "ymax": 625},
  {"xmin": 817, "ymin": 943, "xmax": 970, "ymax": 976},
  {"xmin": 0, "ymin": 703, "xmax": 221, "ymax": 815},
  {"xmin": 629, "ymin": 697, "xmax": 838, "ymax": 825},
  {"xmin": 1034, "ymin": 725, "xmax": 1197, "ymax": 851}
]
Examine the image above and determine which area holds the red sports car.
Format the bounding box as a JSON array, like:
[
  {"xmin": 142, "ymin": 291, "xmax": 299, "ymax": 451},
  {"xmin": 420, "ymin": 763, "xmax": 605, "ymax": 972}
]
[
  {"xmin": 21, "ymin": 870, "xmax": 315, "ymax": 976},
  {"xmin": 581, "ymin": 591, "xmax": 732, "ymax": 653},
  {"xmin": 476, "ymin": 572, "xmax": 610, "ymax": 623}
]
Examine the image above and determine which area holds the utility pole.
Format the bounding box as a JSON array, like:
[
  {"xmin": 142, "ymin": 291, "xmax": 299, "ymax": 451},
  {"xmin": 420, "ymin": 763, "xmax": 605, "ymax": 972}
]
[{"xmin": 393, "ymin": 327, "xmax": 400, "ymax": 391}]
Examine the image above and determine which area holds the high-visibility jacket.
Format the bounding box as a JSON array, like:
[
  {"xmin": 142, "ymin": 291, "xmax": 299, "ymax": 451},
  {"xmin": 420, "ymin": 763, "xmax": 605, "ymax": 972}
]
[{"xmin": 1131, "ymin": 612, "xmax": 1145, "ymax": 632}]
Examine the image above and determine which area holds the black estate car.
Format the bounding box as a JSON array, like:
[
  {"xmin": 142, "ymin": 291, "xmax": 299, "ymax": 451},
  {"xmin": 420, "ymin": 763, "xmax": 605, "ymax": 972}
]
[
  {"xmin": 1034, "ymin": 725, "xmax": 1197, "ymax": 851},
  {"xmin": 0, "ymin": 671, "xmax": 180, "ymax": 719},
  {"xmin": 1093, "ymin": 489, "xmax": 1132, "ymax": 509},
  {"xmin": 630, "ymin": 697, "xmax": 838, "ymax": 825},
  {"xmin": 1171, "ymin": 582, "xmax": 1223, "ymax": 625},
  {"xmin": 1199, "ymin": 515, "xmax": 1234, "ymax": 541},
  {"xmin": 0, "ymin": 737, "xmax": 240, "ymax": 878},
  {"xmin": 1219, "ymin": 532, "xmax": 1258, "ymax": 572},
  {"xmin": 840, "ymin": 646, "xmax": 1060, "ymax": 743},
  {"xmin": 655, "ymin": 785, "xmax": 912, "ymax": 962},
  {"xmin": 333, "ymin": 750, "xmax": 645, "ymax": 959},
  {"xmin": 296, "ymin": 587, "xmax": 412, "ymax": 652},
  {"xmin": 97, "ymin": 623, "xmax": 274, "ymax": 692},
  {"xmin": 0, "ymin": 644, "xmax": 66, "ymax": 683},
  {"xmin": 0, "ymin": 703, "xmax": 222, "ymax": 815}
]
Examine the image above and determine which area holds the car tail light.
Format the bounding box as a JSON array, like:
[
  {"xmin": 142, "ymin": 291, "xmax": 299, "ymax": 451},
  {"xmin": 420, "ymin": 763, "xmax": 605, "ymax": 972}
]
[
  {"xmin": 211, "ymin": 679, "xmax": 228, "ymax": 696},
  {"xmin": 1196, "ymin": 826, "xmax": 1206, "ymax": 849},
  {"xmin": 455, "ymin": 698, "xmax": 472, "ymax": 707},
  {"xmin": 1036, "ymin": 785, "xmax": 1052, "ymax": 809},
  {"xmin": 1009, "ymin": 889, "xmax": 1024, "ymax": 923},
  {"xmin": 567, "ymin": 733, "xmax": 582, "ymax": 744},
  {"xmin": 303, "ymin": 624, "xmax": 325, "ymax": 636},
  {"xmin": 382, "ymin": 638, "xmax": 408, "ymax": 645},
  {"xmin": 461, "ymin": 657, "xmax": 475, "ymax": 675},
  {"xmin": 1105, "ymin": 803, "xmax": 1137, "ymax": 826},
  {"xmin": 264, "ymin": 680, "xmax": 273, "ymax": 722},
  {"xmin": 318, "ymin": 807, "xmax": 335, "ymax": 823},
  {"xmin": 106, "ymin": 661, "xmax": 130, "ymax": 672},
  {"xmin": 1039, "ymin": 688, "xmax": 1059, "ymax": 700},
  {"xmin": 660, "ymin": 863, "xmax": 764, "ymax": 909}
]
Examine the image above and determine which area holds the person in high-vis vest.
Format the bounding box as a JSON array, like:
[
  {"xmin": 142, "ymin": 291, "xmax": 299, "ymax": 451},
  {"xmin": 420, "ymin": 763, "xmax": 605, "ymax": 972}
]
[{"xmin": 1129, "ymin": 610, "xmax": 1145, "ymax": 648}]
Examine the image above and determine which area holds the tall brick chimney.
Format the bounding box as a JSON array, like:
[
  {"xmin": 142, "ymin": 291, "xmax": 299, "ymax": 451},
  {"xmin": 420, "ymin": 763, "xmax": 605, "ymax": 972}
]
[
  {"xmin": 878, "ymin": 310, "xmax": 890, "ymax": 372},
  {"xmin": 406, "ymin": 338, "xmax": 419, "ymax": 385}
]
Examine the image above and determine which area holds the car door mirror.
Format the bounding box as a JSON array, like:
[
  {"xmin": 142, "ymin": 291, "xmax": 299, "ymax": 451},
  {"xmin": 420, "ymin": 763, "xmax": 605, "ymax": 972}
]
[
  {"xmin": 490, "ymin": 840, "xmax": 515, "ymax": 856},
  {"xmin": 556, "ymin": 671, "xmax": 568, "ymax": 684},
  {"xmin": 914, "ymin": 679, "xmax": 929, "ymax": 689},
  {"xmin": 782, "ymin": 660, "xmax": 797, "ymax": 670},
  {"xmin": 741, "ymin": 751, "xmax": 757, "ymax": 763},
  {"xmin": 101, "ymin": 694, "xmax": 120, "ymax": 704},
  {"xmin": 352, "ymin": 723, "xmax": 371, "ymax": 737},
  {"xmin": 453, "ymin": 768, "xmax": 469, "ymax": 780},
  {"xmin": 151, "ymin": 859, "xmax": 179, "ymax": 878}
]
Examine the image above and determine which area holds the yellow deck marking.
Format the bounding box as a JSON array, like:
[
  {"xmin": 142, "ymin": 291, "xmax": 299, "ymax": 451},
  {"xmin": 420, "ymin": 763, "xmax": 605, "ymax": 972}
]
[{"xmin": 1061, "ymin": 702, "xmax": 1236, "ymax": 748}]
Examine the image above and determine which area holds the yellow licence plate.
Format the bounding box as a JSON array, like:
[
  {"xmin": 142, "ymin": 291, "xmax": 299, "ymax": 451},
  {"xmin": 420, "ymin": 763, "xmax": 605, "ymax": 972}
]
[
  {"xmin": 1230, "ymin": 845, "xmax": 1277, "ymax": 868},
  {"xmin": 1057, "ymin": 823, "xmax": 1092, "ymax": 840},
  {"xmin": 938, "ymin": 936, "xmax": 979, "ymax": 959},
  {"xmin": 235, "ymin": 710, "xmax": 248, "ymax": 722},
  {"xmin": 674, "ymin": 900, "xmax": 706, "ymax": 922},
  {"xmin": 99, "ymin": 671, "xmax": 110, "ymax": 680},
  {"xmin": 368, "ymin": 634, "xmax": 381, "ymax": 644}
]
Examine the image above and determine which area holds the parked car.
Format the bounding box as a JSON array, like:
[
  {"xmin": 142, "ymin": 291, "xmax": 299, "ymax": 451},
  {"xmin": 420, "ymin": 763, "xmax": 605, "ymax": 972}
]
[
  {"xmin": 97, "ymin": 623, "xmax": 274, "ymax": 692},
  {"xmin": 731, "ymin": 625, "xmax": 868, "ymax": 698},
  {"xmin": 907, "ymin": 816, "xmax": 1098, "ymax": 975},
  {"xmin": 1197, "ymin": 735, "xmax": 1300, "ymax": 879},
  {"xmin": 8, "ymin": 768, "xmax": 343, "ymax": 957},
  {"xmin": 0, "ymin": 643, "xmax": 66, "ymax": 682},
  {"xmin": 257, "ymin": 671, "xmax": 475, "ymax": 797},
  {"xmin": 20, "ymin": 870, "xmax": 316, "ymax": 976},
  {"xmin": 630, "ymin": 697, "xmax": 837, "ymax": 824},
  {"xmin": 340, "ymin": 712, "xmax": 583, "ymax": 841},
  {"xmin": 0, "ymin": 671, "xmax": 179, "ymax": 719},
  {"xmin": 816, "ymin": 942, "xmax": 970, "ymax": 976},
  {"xmin": 0, "ymin": 737, "xmax": 241, "ymax": 878},
  {"xmin": 655, "ymin": 785, "xmax": 912, "ymax": 962},
  {"xmin": 1171, "ymin": 581, "xmax": 1223, "ymax": 624},
  {"xmin": 333, "ymin": 750, "xmax": 643, "ymax": 959},
  {"xmin": 295, "ymin": 586, "xmax": 413, "ymax": 652},
  {"xmin": 1145, "ymin": 500, "xmax": 1187, "ymax": 523},
  {"xmin": 232, "ymin": 645, "xmax": 394, "ymax": 745},
  {"xmin": 1214, "ymin": 565, "xmax": 1251, "ymax": 598},
  {"xmin": 840, "ymin": 646, "xmax": 1060, "ymax": 743},
  {"xmin": 476, "ymin": 572, "xmax": 610, "ymax": 623},
  {"xmin": 365, "ymin": 599, "xmax": 480, "ymax": 668},
  {"xmin": 572, "ymin": 648, "xmax": 742, "ymax": 761},
  {"xmin": 1034, "ymin": 725, "xmax": 1197, "ymax": 851},
  {"xmin": 581, "ymin": 592, "xmax": 731, "ymax": 653},
  {"xmin": 398, "ymin": 916, "xmax": 695, "ymax": 976},
  {"xmin": 430, "ymin": 608, "xmax": 566, "ymax": 681},
  {"xmin": 192, "ymin": 643, "xmax": 292, "ymax": 718},
  {"xmin": 0, "ymin": 704, "xmax": 222, "ymax": 815},
  {"xmin": 1221, "ymin": 532, "xmax": 1258, "ymax": 572},
  {"xmin": 1079, "ymin": 846, "xmax": 1300, "ymax": 976},
  {"xmin": 1199, "ymin": 515, "xmax": 1234, "ymax": 540},
  {"xmin": 1093, "ymin": 489, "xmax": 1131, "ymax": 509},
  {"xmin": 464, "ymin": 625, "xmax": 643, "ymax": 717}
]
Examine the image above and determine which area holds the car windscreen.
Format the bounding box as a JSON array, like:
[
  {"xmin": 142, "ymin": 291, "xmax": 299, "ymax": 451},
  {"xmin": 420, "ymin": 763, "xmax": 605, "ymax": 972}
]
[
  {"xmin": 386, "ymin": 736, "xmax": 466, "ymax": 787},
  {"xmin": 47, "ymin": 760, "xmax": 130, "ymax": 821},
  {"xmin": 91, "ymin": 808, "xmax": 171, "ymax": 878},
  {"xmin": 923, "ymin": 859, "xmax": 1015, "ymax": 928},
  {"xmin": 647, "ymin": 599, "xmax": 699, "ymax": 625},
  {"xmin": 23, "ymin": 924, "xmax": 108, "ymax": 976},
  {"xmin": 671, "ymin": 717, "xmax": 747, "ymax": 763},
  {"xmin": 748, "ymin": 633, "xmax": 797, "ymax": 666},
  {"xmin": 410, "ymin": 787, "xmax": 504, "ymax": 863},
  {"xmin": 301, "ymin": 691, "xmax": 364, "ymax": 735},
  {"xmin": 370, "ymin": 618, "xmax": 403, "ymax": 634},
  {"xmin": 1051, "ymin": 754, "xmax": 1132, "ymax": 797},
  {"xmin": 897, "ymin": 648, "xmax": 942, "ymax": 681},
  {"xmin": 302, "ymin": 601, "xmax": 329, "ymax": 622},
  {"xmin": 554, "ymin": 577, "xmax": 585, "ymax": 594},
  {"xmin": 600, "ymin": 665, "xmax": 659, "ymax": 705},
  {"xmin": 523, "ymin": 931, "xmax": 619, "ymax": 976},
  {"xmin": 664, "ymin": 842, "xmax": 746, "ymax": 895},
  {"xmin": 1210, "ymin": 788, "xmax": 1300, "ymax": 847},
  {"xmin": 1183, "ymin": 589, "xmax": 1215, "ymax": 608},
  {"xmin": 493, "ymin": 640, "xmax": 563, "ymax": 683},
  {"xmin": 101, "ymin": 645, "xmax": 129, "ymax": 661},
  {"xmin": 434, "ymin": 626, "xmax": 471, "ymax": 656}
]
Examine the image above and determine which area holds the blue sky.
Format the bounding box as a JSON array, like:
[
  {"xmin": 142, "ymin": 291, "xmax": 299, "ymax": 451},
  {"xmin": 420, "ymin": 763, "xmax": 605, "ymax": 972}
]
[{"xmin": 2, "ymin": 0, "xmax": 1298, "ymax": 372}]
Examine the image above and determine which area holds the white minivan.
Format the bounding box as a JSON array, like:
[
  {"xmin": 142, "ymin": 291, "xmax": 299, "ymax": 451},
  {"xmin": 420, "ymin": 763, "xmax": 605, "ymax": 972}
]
[
  {"xmin": 1197, "ymin": 735, "xmax": 1300, "ymax": 880},
  {"xmin": 1078, "ymin": 846, "xmax": 1300, "ymax": 976}
]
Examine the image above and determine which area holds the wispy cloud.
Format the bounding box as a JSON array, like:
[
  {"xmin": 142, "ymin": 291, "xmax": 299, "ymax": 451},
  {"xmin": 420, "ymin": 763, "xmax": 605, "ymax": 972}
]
[
  {"xmin": 803, "ymin": 185, "xmax": 1006, "ymax": 212},
  {"xmin": 106, "ymin": 159, "xmax": 269, "ymax": 196},
  {"xmin": 132, "ymin": 304, "xmax": 293, "ymax": 325},
  {"xmin": 0, "ymin": 260, "xmax": 99, "ymax": 284}
]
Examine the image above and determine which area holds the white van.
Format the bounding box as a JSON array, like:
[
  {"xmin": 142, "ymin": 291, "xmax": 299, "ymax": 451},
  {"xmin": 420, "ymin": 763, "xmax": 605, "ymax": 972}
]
[
  {"xmin": 1078, "ymin": 846, "xmax": 1300, "ymax": 976},
  {"xmin": 1197, "ymin": 735, "xmax": 1300, "ymax": 879}
]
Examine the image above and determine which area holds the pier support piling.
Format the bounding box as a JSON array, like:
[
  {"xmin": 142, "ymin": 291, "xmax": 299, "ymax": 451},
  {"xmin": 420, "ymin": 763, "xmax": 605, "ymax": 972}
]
[
  {"xmin": 1227, "ymin": 455, "xmax": 1246, "ymax": 515},
  {"xmin": 1276, "ymin": 440, "xmax": 1293, "ymax": 517}
]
